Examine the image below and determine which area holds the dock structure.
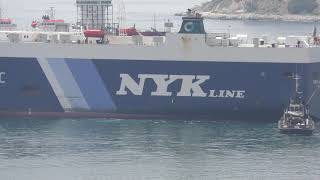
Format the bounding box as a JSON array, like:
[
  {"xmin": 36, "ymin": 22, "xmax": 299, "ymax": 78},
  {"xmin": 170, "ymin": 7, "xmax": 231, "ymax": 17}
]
[{"xmin": 76, "ymin": 0, "xmax": 114, "ymax": 30}]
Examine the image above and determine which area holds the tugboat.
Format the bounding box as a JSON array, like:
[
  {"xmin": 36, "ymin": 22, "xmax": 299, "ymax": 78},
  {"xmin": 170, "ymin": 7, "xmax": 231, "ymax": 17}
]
[{"xmin": 278, "ymin": 74, "xmax": 316, "ymax": 135}]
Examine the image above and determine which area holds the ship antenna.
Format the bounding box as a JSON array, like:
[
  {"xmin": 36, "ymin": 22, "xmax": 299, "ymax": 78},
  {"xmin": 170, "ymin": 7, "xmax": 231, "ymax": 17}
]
[
  {"xmin": 116, "ymin": 0, "xmax": 127, "ymax": 36},
  {"xmin": 313, "ymin": 26, "xmax": 317, "ymax": 38},
  {"xmin": 49, "ymin": 7, "xmax": 55, "ymax": 20},
  {"xmin": 0, "ymin": 4, "xmax": 2, "ymax": 19},
  {"xmin": 153, "ymin": 13, "xmax": 157, "ymax": 31}
]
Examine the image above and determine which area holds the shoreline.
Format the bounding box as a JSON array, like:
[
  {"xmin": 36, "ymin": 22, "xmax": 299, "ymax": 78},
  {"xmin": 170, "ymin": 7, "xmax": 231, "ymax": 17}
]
[{"xmin": 175, "ymin": 12, "xmax": 320, "ymax": 23}]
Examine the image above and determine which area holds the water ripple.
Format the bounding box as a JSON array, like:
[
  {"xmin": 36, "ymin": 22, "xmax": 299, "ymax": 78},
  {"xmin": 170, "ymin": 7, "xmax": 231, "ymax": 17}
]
[{"xmin": 0, "ymin": 118, "xmax": 320, "ymax": 180}]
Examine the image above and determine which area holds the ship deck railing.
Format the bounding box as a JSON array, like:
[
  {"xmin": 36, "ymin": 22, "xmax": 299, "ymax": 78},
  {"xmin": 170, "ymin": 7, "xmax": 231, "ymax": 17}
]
[{"xmin": 0, "ymin": 31, "xmax": 320, "ymax": 48}]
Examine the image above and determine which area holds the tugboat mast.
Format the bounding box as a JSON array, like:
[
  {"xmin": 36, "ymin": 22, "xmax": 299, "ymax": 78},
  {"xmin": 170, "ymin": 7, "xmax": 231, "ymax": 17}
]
[
  {"xmin": 291, "ymin": 73, "xmax": 302, "ymax": 103},
  {"xmin": 295, "ymin": 74, "xmax": 299, "ymax": 94}
]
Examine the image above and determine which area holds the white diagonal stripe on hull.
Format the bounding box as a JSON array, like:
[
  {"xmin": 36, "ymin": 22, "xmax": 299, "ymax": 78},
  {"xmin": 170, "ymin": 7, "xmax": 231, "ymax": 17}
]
[
  {"xmin": 37, "ymin": 57, "xmax": 73, "ymax": 111},
  {"xmin": 46, "ymin": 58, "xmax": 90, "ymax": 111}
]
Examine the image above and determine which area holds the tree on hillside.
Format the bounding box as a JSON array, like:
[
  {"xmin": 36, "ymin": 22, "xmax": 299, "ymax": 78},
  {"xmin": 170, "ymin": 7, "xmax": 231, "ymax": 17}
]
[
  {"xmin": 245, "ymin": 0, "xmax": 258, "ymax": 12},
  {"xmin": 288, "ymin": 0, "xmax": 318, "ymax": 14}
]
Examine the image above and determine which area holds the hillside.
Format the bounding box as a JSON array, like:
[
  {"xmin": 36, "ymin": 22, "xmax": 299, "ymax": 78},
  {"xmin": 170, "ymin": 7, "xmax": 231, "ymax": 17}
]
[{"xmin": 190, "ymin": 0, "xmax": 320, "ymax": 22}]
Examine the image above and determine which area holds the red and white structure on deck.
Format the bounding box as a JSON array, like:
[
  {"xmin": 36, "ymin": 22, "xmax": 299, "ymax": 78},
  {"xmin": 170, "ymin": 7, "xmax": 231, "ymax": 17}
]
[
  {"xmin": 0, "ymin": 8, "xmax": 17, "ymax": 31},
  {"xmin": 76, "ymin": 0, "xmax": 120, "ymax": 41},
  {"xmin": 31, "ymin": 7, "xmax": 70, "ymax": 32}
]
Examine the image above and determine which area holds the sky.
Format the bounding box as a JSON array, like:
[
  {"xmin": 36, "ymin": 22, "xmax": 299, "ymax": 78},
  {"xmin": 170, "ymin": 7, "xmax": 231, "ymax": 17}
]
[
  {"xmin": 0, "ymin": 0, "xmax": 204, "ymax": 16},
  {"xmin": 0, "ymin": 0, "xmax": 207, "ymax": 27}
]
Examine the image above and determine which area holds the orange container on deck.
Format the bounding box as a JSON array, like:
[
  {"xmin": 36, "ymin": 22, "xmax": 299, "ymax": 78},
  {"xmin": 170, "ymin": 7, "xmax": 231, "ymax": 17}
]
[{"xmin": 84, "ymin": 29, "xmax": 105, "ymax": 38}]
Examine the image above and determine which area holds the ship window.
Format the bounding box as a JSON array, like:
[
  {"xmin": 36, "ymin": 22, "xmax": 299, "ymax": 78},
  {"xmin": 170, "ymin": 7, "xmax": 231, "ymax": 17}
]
[
  {"xmin": 20, "ymin": 85, "xmax": 41, "ymax": 96},
  {"xmin": 283, "ymin": 72, "xmax": 294, "ymax": 78},
  {"xmin": 313, "ymin": 72, "xmax": 319, "ymax": 80}
]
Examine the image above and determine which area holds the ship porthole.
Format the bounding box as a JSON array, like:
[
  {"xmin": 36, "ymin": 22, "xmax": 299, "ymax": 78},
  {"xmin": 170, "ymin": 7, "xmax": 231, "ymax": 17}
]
[{"xmin": 184, "ymin": 22, "xmax": 195, "ymax": 33}]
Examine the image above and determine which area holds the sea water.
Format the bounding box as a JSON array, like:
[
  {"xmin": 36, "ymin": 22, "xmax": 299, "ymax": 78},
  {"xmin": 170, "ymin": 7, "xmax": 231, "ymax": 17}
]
[{"xmin": 0, "ymin": 118, "xmax": 319, "ymax": 180}]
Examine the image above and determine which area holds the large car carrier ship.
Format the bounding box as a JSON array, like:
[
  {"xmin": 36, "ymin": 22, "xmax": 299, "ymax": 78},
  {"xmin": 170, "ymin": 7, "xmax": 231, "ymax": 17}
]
[{"xmin": 0, "ymin": 0, "xmax": 319, "ymax": 121}]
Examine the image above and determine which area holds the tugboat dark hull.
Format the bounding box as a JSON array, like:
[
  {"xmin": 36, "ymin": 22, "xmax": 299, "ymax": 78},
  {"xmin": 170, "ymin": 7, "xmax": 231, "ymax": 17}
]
[
  {"xmin": 278, "ymin": 115, "xmax": 316, "ymax": 135},
  {"xmin": 279, "ymin": 128, "xmax": 314, "ymax": 135}
]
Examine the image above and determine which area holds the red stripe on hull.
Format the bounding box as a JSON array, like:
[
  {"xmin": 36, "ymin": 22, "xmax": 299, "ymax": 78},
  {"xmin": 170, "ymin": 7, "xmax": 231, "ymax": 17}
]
[{"xmin": 0, "ymin": 111, "xmax": 183, "ymax": 120}]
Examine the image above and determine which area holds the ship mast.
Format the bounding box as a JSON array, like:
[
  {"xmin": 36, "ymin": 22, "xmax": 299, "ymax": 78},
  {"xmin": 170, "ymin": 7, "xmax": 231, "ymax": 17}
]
[
  {"xmin": 49, "ymin": 7, "xmax": 55, "ymax": 20},
  {"xmin": 116, "ymin": 0, "xmax": 127, "ymax": 36},
  {"xmin": 0, "ymin": 0, "xmax": 2, "ymax": 19}
]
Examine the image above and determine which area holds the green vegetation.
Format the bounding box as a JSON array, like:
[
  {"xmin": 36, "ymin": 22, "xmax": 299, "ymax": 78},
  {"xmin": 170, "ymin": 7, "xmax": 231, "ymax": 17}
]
[
  {"xmin": 288, "ymin": 0, "xmax": 318, "ymax": 14},
  {"xmin": 245, "ymin": 1, "xmax": 258, "ymax": 13}
]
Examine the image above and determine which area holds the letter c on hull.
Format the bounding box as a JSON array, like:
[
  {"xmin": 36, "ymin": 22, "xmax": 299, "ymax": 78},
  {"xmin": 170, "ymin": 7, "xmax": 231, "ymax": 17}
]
[{"xmin": 0, "ymin": 72, "xmax": 5, "ymax": 84}]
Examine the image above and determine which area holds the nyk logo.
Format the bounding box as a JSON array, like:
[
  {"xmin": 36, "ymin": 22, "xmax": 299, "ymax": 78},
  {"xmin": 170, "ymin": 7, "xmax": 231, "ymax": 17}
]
[{"xmin": 116, "ymin": 74, "xmax": 246, "ymax": 98}]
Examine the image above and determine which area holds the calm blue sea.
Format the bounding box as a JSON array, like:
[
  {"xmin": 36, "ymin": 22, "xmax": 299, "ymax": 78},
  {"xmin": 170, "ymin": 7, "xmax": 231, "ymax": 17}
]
[{"xmin": 1, "ymin": 0, "xmax": 320, "ymax": 179}]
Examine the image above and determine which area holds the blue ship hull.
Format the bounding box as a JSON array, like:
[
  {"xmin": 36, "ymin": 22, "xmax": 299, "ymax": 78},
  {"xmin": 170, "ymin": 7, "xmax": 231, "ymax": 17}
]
[{"xmin": 0, "ymin": 57, "xmax": 319, "ymax": 121}]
